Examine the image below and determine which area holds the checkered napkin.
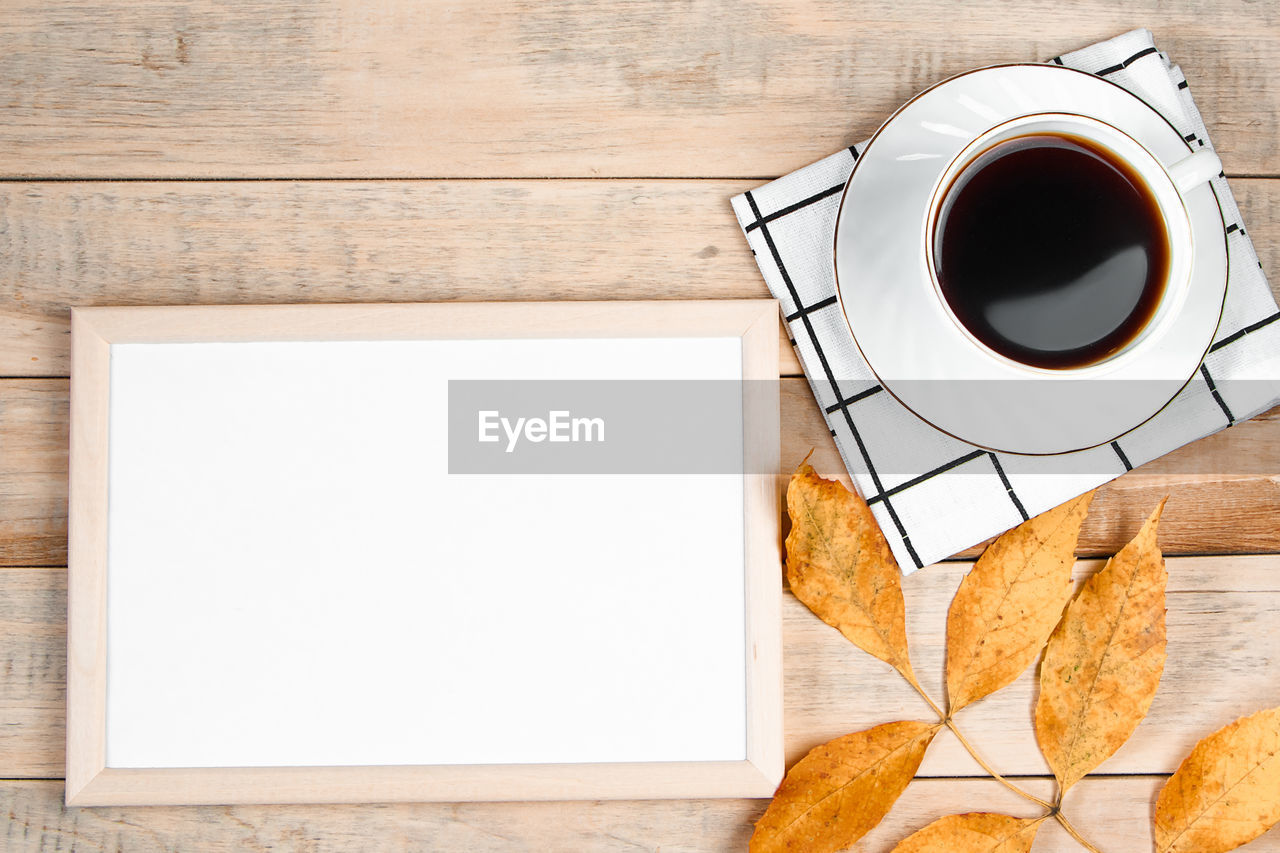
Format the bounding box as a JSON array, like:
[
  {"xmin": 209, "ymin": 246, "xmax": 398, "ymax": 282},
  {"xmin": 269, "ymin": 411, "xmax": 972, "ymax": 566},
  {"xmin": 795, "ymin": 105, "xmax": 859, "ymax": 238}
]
[{"xmin": 731, "ymin": 29, "xmax": 1280, "ymax": 572}]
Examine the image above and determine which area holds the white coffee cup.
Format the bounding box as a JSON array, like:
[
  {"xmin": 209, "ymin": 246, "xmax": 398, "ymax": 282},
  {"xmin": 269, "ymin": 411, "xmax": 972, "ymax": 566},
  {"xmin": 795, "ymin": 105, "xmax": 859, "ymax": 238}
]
[{"xmin": 832, "ymin": 64, "xmax": 1231, "ymax": 453}]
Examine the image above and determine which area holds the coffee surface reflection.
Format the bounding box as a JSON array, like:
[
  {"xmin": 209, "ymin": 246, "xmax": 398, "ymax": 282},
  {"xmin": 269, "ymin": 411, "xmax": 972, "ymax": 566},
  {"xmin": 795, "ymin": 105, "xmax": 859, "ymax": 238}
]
[{"xmin": 934, "ymin": 133, "xmax": 1170, "ymax": 369}]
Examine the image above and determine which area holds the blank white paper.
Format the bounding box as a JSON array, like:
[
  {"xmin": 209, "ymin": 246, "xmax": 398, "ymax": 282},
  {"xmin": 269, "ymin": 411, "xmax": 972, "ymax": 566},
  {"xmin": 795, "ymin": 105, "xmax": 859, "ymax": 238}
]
[{"xmin": 104, "ymin": 337, "xmax": 747, "ymax": 769}]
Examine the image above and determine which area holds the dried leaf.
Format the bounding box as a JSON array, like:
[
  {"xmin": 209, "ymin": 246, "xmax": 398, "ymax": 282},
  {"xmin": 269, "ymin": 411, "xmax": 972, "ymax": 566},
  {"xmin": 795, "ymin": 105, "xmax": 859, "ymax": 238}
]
[
  {"xmin": 1154, "ymin": 706, "xmax": 1280, "ymax": 853},
  {"xmin": 750, "ymin": 720, "xmax": 940, "ymax": 853},
  {"xmin": 785, "ymin": 461, "xmax": 914, "ymax": 681},
  {"xmin": 1034, "ymin": 498, "xmax": 1169, "ymax": 792},
  {"xmin": 946, "ymin": 493, "xmax": 1093, "ymax": 714},
  {"xmin": 890, "ymin": 812, "xmax": 1044, "ymax": 853}
]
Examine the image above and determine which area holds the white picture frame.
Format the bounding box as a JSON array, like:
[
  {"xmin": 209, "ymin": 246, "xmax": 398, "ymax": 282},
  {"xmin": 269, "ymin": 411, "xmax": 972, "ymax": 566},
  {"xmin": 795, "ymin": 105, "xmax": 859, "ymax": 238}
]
[{"xmin": 66, "ymin": 300, "xmax": 783, "ymax": 806}]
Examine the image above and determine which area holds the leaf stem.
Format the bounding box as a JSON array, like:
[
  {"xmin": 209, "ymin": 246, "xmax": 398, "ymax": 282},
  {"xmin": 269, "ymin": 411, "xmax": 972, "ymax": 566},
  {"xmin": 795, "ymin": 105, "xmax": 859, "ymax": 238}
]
[
  {"xmin": 894, "ymin": 668, "xmax": 1055, "ymax": 811},
  {"xmin": 1055, "ymin": 811, "xmax": 1103, "ymax": 853},
  {"xmin": 899, "ymin": 668, "xmax": 947, "ymax": 720},
  {"xmin": 943, "ymin": 719, "xmax": 1055, "ymax": 811},
  {"xmin": 894, "ymin": 680, "xmax": 1106, "ymax": 853}
]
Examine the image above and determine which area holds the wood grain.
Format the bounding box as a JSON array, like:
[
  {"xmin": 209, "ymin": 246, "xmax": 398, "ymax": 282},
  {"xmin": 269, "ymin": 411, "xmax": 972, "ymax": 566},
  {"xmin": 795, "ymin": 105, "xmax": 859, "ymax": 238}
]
[
  {"xmin": 0, "ymin": 569, "xmax": 62, "ymax": 778},
  {"xmin": 0, "ymin": 180, "xmax": 763, "ymax": 375},
  {"xmin": 0, "ymin": 1, "xmax": 1277, "ymax": 178},
  {"xmin": 4, "ymin": 558, "xmax": 1278, "ymax": 781},
  {"xmin": 1, "ymin": 179, "xmax": 1277, "ymax": 377},
  {"xmin": 5, "ymin": 775, "xmax": 1241, "ymax": 853},
  {"xmin": 0, "ymin": 382, "xmax": 65, "ymax": 566},
  {"xmin": 4, "ymin": 378, "xmax": 1277, "ymax": 568}
]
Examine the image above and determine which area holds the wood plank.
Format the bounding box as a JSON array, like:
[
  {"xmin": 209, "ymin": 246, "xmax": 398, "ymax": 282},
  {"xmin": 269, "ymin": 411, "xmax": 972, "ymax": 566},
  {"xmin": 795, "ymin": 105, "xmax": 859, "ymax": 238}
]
[
  {"xmin": 10, "ymin": 776, "xmax": 1249, "ymax": 853},
  {"xmin": 4, "ymin": 378, "xmax": 1278, "ymax": 568},
  {"xmin": 789, "ymin": 558, "xmax": 1280, "ymax": 779},
  {"xmin": 4, "ymin": 558, "xmax": 1278, "ymax": 781},
  {"xmin": 0, "ymin": 383, "xmax": 66, "ymax": 566},
  {"xmin": 0, "ymin": 2, "xmax": 1277, "ymax": 178},
  {"xmin": 1, "ymin": 178, "xmax": 1278, "ymax": 377},
  {"xmin": 0, "ymin": 569, "xmax": 62, "ymax": 778},
  {"xmin": 784, "ymin": 382, "xmax": 1280, "ymax": 559},
  {"xmin": 0, "ymin": 179, "xmax": 767, "ymax": 375}
]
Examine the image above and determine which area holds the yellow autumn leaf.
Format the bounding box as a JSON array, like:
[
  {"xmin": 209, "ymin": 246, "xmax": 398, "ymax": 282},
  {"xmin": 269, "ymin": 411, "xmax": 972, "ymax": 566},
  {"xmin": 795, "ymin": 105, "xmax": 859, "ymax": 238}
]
[
  {"xmin": 946, "ymin": 492, "xmax": 1093, "ymax": 714},
  {"xmin": 1154, "ymin": 705, "xmax": 1280, "ymax": 853},
  {"xmin": 1034, "ymin": 498, "xmax": 1169, "ymax": 792},
  {"xmin": 751, "ymin": 720, "xmax": 940, "ymax": 853},
  {"xmin": 890, "ymin": 812, "xmax": 1044, "ymax": 853},
  {"xmin": 785, "ymin": 461, "xmax": 914, "ymax": 682}
]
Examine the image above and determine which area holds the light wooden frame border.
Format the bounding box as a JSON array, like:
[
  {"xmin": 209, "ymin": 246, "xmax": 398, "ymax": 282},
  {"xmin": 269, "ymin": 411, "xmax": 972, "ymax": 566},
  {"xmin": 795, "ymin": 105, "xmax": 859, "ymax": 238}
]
[{"xmin": 67, "ymin": 300, "xmax": 783, "ymax": 806}]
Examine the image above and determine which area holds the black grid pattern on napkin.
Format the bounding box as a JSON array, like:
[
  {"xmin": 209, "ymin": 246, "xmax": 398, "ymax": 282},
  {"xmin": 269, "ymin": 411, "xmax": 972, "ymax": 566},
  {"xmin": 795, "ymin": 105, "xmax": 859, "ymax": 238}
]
[
  {"xmin": 744, "ymin": 147, "xmax": 1271, "ymax": 566},
  {"xmin": 744, "ymin": 180, "xmax": 922, "ymax": 567},
  {"xmin": 733, "ymin": 31, "xmax": 1280, "ymax": 570},
  {"xmin": 745, "ymin": 176, "xmax": 1032, "ymax": 569}
]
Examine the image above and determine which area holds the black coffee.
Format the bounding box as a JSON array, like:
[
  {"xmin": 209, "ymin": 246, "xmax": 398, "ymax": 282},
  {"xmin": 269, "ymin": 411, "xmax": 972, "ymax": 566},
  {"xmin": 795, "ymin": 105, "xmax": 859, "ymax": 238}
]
[{"xmin": 933, "ymin": 133, "xmax": 1169, "ymax": 369}]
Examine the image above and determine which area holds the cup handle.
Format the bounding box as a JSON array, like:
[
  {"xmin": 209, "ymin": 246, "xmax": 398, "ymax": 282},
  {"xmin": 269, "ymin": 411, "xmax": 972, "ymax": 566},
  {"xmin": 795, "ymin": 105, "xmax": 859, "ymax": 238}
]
[{"xmin": 1168, "ymin": 149, "xmax": 1223, "ymax": 193}]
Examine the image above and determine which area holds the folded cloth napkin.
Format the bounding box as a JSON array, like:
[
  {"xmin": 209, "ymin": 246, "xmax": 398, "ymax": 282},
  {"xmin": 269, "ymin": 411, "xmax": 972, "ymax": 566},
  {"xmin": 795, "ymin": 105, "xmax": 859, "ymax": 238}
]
[{"xmin": 731, "ymin": 29, "xmax": 1280, "ymax": 572}]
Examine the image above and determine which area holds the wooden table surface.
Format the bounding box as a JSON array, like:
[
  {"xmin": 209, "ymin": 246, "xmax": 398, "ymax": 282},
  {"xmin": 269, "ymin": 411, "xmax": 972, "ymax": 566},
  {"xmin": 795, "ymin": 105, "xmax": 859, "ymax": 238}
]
[{"xmin": 2, "ymin": 2, "xmax": 1278, "ymax": 850}]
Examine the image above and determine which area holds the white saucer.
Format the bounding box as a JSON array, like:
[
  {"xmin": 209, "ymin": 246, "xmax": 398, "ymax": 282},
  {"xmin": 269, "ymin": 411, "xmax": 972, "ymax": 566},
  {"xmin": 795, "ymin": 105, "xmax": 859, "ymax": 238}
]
[{"xmin": 833, "ymin": 64, "xmax": 1228, "ymax": 455}]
